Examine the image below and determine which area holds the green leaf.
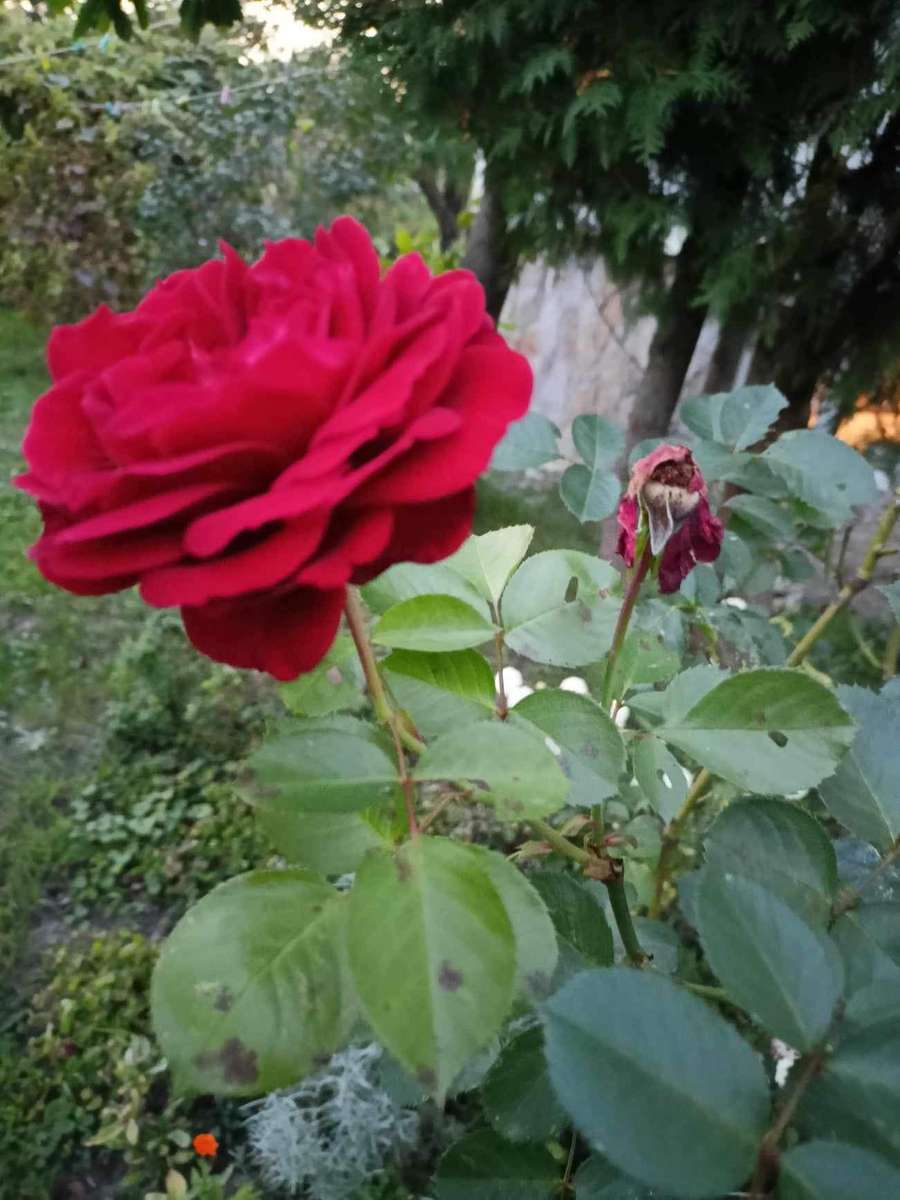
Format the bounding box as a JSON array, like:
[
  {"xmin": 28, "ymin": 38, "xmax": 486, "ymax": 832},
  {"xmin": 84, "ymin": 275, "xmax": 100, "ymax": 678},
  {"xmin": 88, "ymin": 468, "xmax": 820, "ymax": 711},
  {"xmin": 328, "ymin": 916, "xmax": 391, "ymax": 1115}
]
[
  {"xmin": 879, "ymin": 581, "xmax": 900, "ymax": 623},
  {"xmin": 249, "ymin": 717, "xmax": 400, "ymax": 814},
  {"xmin": 832, "ymin": 905, "xmax": 900, "ymax": 1000},
  {"xmin": 463, "ymin": 845, "xmax": 558, "ymax": 1002},
  {"xmin": 151, "ymin": 871, "xmax": 356, "ymax": 1096},
  {"xmin": 373, "ymin": 594, "xmax": 495, "ymax": 652},
  {"xmin": 363, "ymin": 562, "xmax": 489, "ymax": 616},
  {"xmin": 491, "ymin": 412, "xmax": 561, "ymax": 471},
  {"xmin": 818, "ymin": 685, "xmax": 900, "ymax": 853},
  {"xmin": 572, "ymin": 413, "xmax": 626, "ymax": 469},
  {"xmin": 434, "ymin": 1129, "xmax": 560, "ymax": 1199},
  {"xmin": 628, "ymin": 665, "xmax": 728, "ymax": 724},
  {"xmin": 763, "ymin": 431, "xmax": 878, "ymax": 526},
  {"xmin": 481, "ymin": 1026, "xmax": 566, "ymax": 1143},
  {"xmin": 632, "ymin": 739, "xmax": 687, "ymax": 823},
  {"xmin": 257, "ymin": 808, "xmax": 389, "ymax": 876},
  {"xmin": 278, "ymin": 633, "xmax": 365, "ymax": 717},
  {"xmin": 448, "ymin": 526, "xmax": 535, "ymax": 608},
  {"xmin": 680, "ymin": 385, "xmax": 788, "ymax": 450},
  {"xmin": 778, "ymin": 1141, "xmax": 900, "ymax": 1200},
  {"xmin": 603, "ymin": 628, "xmax": 681, "ymax": 699},
  {"xmin": 414, "ymin": 722, "xmax": 569, "ymax": 821},
  {"xmin": 726, "ymin": 494, "xmax": 797, "ymax": 541},
  {"xmin": 528, "ymin": 870, "xmax": 614, "ymax": 974},
  {"xmin": 802, "ymin": 1017, "xmax": 900, "ymax": 1166},
  {"xmin": 513, "ymin": 689, "xmax": 625, "ymax": 806},
  {"xmin": 543, "ymin": 968, "xmax": 769, "ymax": 1197},
  {"xmin": 381, "ymin": 646, "xmax": 495, "ymax": 744},
  {"xmin": 696, "ymin": 872, "xmax": 843, "ymax": 1049},
  {"xmin": 703, "ymin": 798, "xmax": 838, "ymax": 926},
  {"xmin": 347, "ymin": 837, "xmax": 516, "ymax": 1097},
  {"xmin": 574, "ymin": 1154, "xmax": 662, "ymax": 1199},
  {"xmin": 503, "ymin": 550, "xmax": 620, "ymax": 667},
  {"xmin": 560, "ymin": 463, "xmax": 620, "ymax": 522},
  {"xmin": 660, "ymin": 669, "xmax": 855, "ymax": 795}
]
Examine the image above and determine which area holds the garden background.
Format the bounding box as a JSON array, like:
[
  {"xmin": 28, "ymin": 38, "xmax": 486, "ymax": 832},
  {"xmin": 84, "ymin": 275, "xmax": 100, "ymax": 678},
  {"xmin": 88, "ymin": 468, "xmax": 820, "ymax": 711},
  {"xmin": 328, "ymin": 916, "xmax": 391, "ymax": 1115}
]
[{"xmin": 2, "ymin": 2, "xmax": 899, "ymax": 1198}]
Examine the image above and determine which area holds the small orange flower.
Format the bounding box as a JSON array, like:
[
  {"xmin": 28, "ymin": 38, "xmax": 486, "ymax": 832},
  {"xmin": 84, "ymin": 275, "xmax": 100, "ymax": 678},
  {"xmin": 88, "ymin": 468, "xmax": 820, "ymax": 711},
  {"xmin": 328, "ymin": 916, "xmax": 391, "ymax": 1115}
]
[{"xmin": 193, "ymin": 1132, "xmax": 218, "ymax": 1158}]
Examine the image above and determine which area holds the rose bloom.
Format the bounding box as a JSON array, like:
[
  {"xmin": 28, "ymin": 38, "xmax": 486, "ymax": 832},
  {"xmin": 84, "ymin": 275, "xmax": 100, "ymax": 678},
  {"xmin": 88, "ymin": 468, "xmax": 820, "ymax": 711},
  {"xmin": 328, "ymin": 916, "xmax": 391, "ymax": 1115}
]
[
  {"xmin": 192, "ymin": 1131, "xmax": 218, "ymax": 1157},
  {"xmin": 16, "ymin": 218, "xmax": 531, "ymax": 679},
  {"xmin": 616, "ymin": 443, "xmax": 723, "ymax": 592}
]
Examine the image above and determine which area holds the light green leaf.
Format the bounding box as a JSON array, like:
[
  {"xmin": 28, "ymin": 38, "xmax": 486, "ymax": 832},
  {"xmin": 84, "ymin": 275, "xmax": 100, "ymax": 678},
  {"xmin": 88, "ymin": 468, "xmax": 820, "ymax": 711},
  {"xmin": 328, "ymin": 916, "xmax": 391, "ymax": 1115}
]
[
  {"xmin": 560, "ymin": 462, "xmax": 620, "ymax": 522},
  {"xmin": 373, "ymin": 594, "xmax": 495, "ymax": 652},
  {"xmin": 660, "ymin": 669, "xmax": 855, "ymax": 795},
  {"xmin": 503, "ymin": 550, "xmax": 620, "ymax": 667},
  {"xmin": 362, "ymin": 562, "xmax": 489, "ymax": 617},
  {"xmin": 434, "ymin": 1129, "xmax": 560, "ymax": 1199},
  {"xmin": 818, "ymin": 685, "xmax": 900, "ymax": 853},
  {"xmin": 248, "ymin": 717, "xmax": 399, "ymax": 813},
  {"xmin": 414, "ymin": 722, "xmax": 569, "ymax": 821},
  {"xmin": 703, "ymin": 798, "xmax": 838, "ymax": 926},
  {"xmin": 382, "ymin": 647, "xmax": 495, "ymax": 739},
  {"xmin": 513, "ymin": 689, "xmax": 625, "ymax": 806},
  {"xmin": 697, "ymin": 872, "xmax": 843, "ymax": 1049},
  {"xmin": 278, "ymin": 633, "xmax": 365, "ymax": 717},
  {"xmin": 778, "ymin": 1141, "xmax": 900, "ymax": 1200},
  {"xmin": 463, "ymin": 845, "xmax": 558, "ymax": 1002},
  {"xmin": 481, "ymin": 1026, "xmax": 566, "ymax": 1143},
  {"xmin": 680, "ymin": 385, "xmax": 788, "ymax": 451},
  {"xmin": 257, "ymin": 808, "xmax": 389, "ymax": 876},
  {"xmin": 763, "ymin": 431, "xmax": 878, "ymax": 526},
  {"xmin": 347, "ymin": 837, "xmax": 516, "ymax": 1097},
  {"xmin": 603, "ymin": 628, "xmax": 681, "ymax": 700},
  {"xmin": 151, "ymin": 871, "xmax": 356, "ymax": 1096},
  {"xmin": 627, "ymin": 665, "xmax": 728, "ymax": 724},
  {"xmin": 448, "ymin": 526, "xmax": 535, "ymax": 608},
  {"xmin": 491, "ymin": 412, "xmax": 561, "ymax": 471},
  {"xmin": 528, "ymin": 870, "xmax": 614, "ymax": 974},
  {"xmin": 543, "ymin": 968, "xmax": 769, "ymax": 1197},
  {"xmin": 633, "ymin": 739, "xmax": 687, "ymax": 823}
]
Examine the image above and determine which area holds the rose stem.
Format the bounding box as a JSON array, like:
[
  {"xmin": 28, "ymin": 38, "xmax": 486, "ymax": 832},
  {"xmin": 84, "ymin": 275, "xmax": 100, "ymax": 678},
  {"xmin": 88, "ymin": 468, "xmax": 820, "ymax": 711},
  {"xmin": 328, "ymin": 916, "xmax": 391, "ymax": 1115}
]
[{"xmin": 602, "ymin": 541, "xmax": 653, "ymax": 711}]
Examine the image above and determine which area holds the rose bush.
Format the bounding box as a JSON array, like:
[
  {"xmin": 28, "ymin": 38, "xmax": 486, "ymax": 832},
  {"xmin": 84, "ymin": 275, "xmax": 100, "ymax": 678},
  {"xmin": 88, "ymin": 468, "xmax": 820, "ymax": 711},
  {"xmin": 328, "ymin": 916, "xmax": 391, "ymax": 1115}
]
[{"xmin": 15, "ymin": 218, "xmax": 531, "ymax": 679}]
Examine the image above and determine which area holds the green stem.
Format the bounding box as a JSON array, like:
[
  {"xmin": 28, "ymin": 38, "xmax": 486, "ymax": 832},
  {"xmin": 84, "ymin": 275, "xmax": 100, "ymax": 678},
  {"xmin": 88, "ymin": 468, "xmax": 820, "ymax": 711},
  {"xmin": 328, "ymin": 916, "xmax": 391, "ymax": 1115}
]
[
  {"xmin": 530, "ymin": 818, "xmax": 592, "ymax": 866},
  {"xmin": 748, "ymin": 1042, "xmax": 830, "ymax": 1198},
  {"xmin": 649, "ymin": 768, "xmax": 711, "ymax": 918},
  {"xmin": 602, "ymin": 541, "xmax": 653, "ymax": 710},
  {"xmin": 345, "ymin": 587, "xmax": 392, "ymax": 724},
  {"xmin": 786, "ymin": 490, "xmax": 898, "ymax": 669},
  {"xmin": 606, "ymin": 873, "xmax": 647, "ymax": 966}
]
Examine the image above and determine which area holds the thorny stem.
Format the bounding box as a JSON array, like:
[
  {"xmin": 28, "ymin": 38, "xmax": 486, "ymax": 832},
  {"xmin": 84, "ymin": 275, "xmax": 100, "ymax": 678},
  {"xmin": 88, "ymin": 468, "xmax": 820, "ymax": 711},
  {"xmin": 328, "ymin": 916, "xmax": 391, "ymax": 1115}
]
[
  {"xmin": 748, "ymin": 1042, "xmax": 830, "ymax": 1198},
  {"xmin": 786, "ymin": 489, "xmax": 898, "ymax": 669},
  {"xmin": 649, "ymin": 768, "xmax": 712, "ymax": 918},
  {"xmin": 492, "ymin": 607, "xmax": 509, "ymax": 719},
  {"xmin": 606, "ymin": 871, "xmax": 647, "ymax": 966},
  {"xmin": 602, "ymin": 541, "xmax": 653, "ymax": 710},
  {"xmin": 831, "ymin": 837, "xmax": 900, "ymax": 921},
  {"xmin": 387, "ymin": 716, "xmax": 419, "ymax": 838}
]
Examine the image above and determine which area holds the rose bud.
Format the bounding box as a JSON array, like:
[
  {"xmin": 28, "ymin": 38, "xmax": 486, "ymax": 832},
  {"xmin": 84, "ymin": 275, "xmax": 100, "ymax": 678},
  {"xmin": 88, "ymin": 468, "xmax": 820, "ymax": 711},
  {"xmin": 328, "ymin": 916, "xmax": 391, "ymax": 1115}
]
[
  {"xmin": 15, "ymin": 218, "xmax": 531, "ymax": 680},
  {"xmin": 616, "ymin": 444, "xmax": 723, "ymax": 593}
]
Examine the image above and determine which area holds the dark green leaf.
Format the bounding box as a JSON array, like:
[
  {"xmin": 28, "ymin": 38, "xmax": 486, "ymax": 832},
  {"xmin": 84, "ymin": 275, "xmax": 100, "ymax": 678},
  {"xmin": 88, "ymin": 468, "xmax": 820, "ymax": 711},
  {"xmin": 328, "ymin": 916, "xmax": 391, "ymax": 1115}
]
[
  {"xmin": 778, "ymin": 1140, "xmax": 900, "ymax": 1200},
  {"xmin": 481, "ymin": 1026, "xmax": 566, "ymax": 1142},
  {"xmin": 831, "ymin": 905, "xmax": 900, "ymax": 1001},
  {"xmin": 574, "ymin": 1154, "xmax": 663, "ymax": 1199},
  {"xmin": 697, "ymin": 872, "xmax": 843, "ymax": 1048},
  {"xmin": 879, "ymin": 581, "xmax": 900, "ymax": 623},
  {"xmin": 763, "ymin": 431, "xmax": 878, "ymax": 526},
  {"xmin": 152, "ymin": 871, "xmax": 356, "ymax": 1096},
  {"xmin": 818, "ymin": 685, "xmax": 900, "ymax": 853},
  {"xmin": 528, "ymin": 870, "xmax": 615, "ymax": 973},
  {"xmin": 278, "ymin": 633, "xmax": 365, "ymax": 717},
  {"xmin": 434, "ymin": 1129, "xmax": 560, "ymax": 1199},
  {"xmin": 680, "ymin": 385, "xmax": 788, "ymax": 451},
  {"xmin": 560, "ymin": 462, "xmax": 620, "ymax": 522},
  {"xmin": 347, "ymin": 837, "xmax": 516, "ymax": 1096},
  {"xmin": 632, "ymin": 738, "xmax": 687, "ymax": 823},
  {"xmin": 491, "ymin": 412, "xmax": 561, "ymax": 471},
  {"xmin": 513, "ymin": 689, "xmax": 625, "ymax": 806},
  {"xmin": 543, "ymin": 968, "xmax": 769, "ymax": 1197}
]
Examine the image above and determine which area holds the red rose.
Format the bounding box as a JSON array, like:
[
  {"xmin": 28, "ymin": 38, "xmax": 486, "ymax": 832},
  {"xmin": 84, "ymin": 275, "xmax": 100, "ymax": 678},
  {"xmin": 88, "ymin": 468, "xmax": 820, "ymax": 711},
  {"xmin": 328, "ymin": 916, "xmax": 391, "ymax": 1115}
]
[
  {"xmin": 616, "ymin": 443, "xmax": 723, "ymax": 593},
  {"xmin": 16, "ymin": 218, "xmax": 531, "ymax": 679}
]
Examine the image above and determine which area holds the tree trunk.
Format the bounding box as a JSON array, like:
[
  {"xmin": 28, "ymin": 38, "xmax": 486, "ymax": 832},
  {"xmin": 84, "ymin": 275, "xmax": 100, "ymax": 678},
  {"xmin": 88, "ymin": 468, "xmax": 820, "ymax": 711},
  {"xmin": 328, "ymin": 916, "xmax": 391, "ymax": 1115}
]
[
  {"xmin": 704, "ymin": 310, "xmax": 753, "ymax": 394},
  {"xmin": 461, "ymin": 174, "xmax": 517, "ymax": 321},
  {"xmin": 415, "ymin": 169, "xmax": 463, "ymax": 253},
  {"xmin": 625, "ymin": 235, "xmax": 707, "ymax": 453}
]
